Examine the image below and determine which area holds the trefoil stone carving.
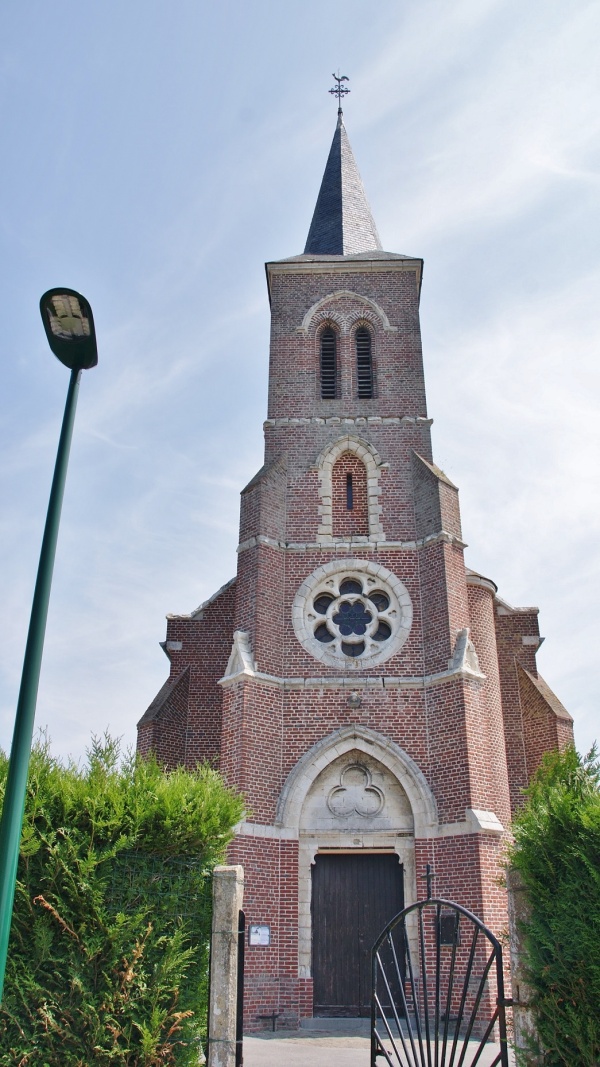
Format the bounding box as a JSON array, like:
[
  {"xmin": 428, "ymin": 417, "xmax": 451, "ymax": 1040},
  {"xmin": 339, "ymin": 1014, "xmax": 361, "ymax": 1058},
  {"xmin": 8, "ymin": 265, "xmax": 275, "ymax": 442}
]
[{"xmin": 327, "ymin": 763, "xmax": 385, "ymax": 818}]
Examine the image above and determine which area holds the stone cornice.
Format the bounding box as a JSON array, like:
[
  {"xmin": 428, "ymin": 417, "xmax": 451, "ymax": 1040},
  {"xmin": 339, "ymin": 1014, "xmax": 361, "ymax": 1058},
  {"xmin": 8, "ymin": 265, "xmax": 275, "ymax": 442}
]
[
  {"xmin": 218, "ymin": 660, "xmax": 484, "ymax": 693},
  {"xmin": 236, "ymin": 530, "xmax": 467, "ymax": 554},
  {"xmin": 234, "ymin": 808, "xmax": 503, "ymax": 842},
  {"xmin": 219, "ymin": 625, "xmax": 483, "ymax": 690},
  {"xmin": 465, "ymin": 571, "xmax": 498, "ymax": 595},
  {"xmin": 495, "ymin": 595, "xmax": 539, "ymax": 616},
  {"xmin": 266, "ymin": 257, "xmax": 422, "ymax": 279},
  {"xmin": 264, "ymin": 415, "xmax": 433, "ymax": 429}
]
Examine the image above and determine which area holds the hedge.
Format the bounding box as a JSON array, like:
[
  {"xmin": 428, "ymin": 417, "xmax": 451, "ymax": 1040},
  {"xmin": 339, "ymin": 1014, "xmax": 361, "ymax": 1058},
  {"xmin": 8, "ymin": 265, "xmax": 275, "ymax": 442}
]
[
  {"xmin": 510, "ymin": 745, "xmax": 600, "ymax": 1066},
  {"xmin": 0, "ymin": 735, "xmax": 244, "ymax": 1066}
]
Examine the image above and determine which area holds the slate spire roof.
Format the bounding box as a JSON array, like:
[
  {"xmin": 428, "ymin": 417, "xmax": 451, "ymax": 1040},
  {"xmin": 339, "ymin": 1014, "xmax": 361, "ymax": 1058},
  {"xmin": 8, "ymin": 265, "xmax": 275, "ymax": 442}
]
[{"xmin": 304, "ymin": 111, "xmax": 382, "ymax": 256}]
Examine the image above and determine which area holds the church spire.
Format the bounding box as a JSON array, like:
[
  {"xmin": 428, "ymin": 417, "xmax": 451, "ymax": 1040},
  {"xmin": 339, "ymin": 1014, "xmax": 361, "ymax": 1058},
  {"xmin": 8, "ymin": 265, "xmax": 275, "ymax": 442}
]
[{"xmin": 304, "ymin": 81, "xmax": 382, "ymax": 256}]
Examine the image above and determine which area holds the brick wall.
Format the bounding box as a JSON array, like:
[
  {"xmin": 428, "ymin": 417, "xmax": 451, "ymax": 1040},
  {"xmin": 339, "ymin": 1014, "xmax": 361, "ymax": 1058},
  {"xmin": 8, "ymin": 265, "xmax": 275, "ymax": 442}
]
[
  {"xmin": 137, "ymin": 579, "xmax": 236, "ymax": 769},
  {"xmin": 267, "ymin": 266, "xmax": 427, "ymax": 421},
  {"xmin": 228, "ymin": 835, "xmax": 302, "ymax": 1031},
  {"xmin": 518, "ymin": 664, "xmax": 574, "ymax": 777}
]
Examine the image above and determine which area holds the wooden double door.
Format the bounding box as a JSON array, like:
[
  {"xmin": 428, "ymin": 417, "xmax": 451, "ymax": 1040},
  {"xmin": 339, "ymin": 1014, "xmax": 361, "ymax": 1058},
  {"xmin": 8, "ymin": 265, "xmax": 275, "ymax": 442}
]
[{"xmin": 312, "ymin": 852, "xmax": 404, "ymax": 1017}]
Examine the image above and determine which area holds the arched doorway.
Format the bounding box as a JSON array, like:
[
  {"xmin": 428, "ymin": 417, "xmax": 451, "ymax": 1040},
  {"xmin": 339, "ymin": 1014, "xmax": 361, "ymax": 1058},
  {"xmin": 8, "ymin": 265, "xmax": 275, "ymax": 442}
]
[
  {"xmin": 275, "ymin": 725, "xmax": 439, "ymax": 1020},
  {"xmin": 301, "ymin": 749, "xmax": 412, "ymax": 1017}
]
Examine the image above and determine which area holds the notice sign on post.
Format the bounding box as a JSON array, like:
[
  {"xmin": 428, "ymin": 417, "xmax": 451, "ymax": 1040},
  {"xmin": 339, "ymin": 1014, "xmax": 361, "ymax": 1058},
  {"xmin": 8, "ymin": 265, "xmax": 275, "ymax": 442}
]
[{"xmin": 248, "ymin": 923, "xmax": 271, "ymax": 946}]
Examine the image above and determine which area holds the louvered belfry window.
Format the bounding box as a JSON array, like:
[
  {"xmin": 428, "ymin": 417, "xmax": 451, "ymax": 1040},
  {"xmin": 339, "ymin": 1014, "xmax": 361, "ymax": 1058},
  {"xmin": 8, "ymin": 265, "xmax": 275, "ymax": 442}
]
[
  {"xmin": 356, "ymin": 326, "xmax": 373, "ymax": 398},
  {"xmin": 320, "ymin": 327, "xmax": 337, "ymax": 399}
]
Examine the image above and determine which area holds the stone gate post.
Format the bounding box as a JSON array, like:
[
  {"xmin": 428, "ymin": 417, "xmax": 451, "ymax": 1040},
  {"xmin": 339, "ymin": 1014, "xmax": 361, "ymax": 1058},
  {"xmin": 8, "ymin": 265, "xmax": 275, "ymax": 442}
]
[
  {"xmin": 207, "ymin": 865, "xmax": 244, "ymax": 1067},
  {"xmin": 507, "ymin": 866, "xmax": 541, "ymax": 1064}
]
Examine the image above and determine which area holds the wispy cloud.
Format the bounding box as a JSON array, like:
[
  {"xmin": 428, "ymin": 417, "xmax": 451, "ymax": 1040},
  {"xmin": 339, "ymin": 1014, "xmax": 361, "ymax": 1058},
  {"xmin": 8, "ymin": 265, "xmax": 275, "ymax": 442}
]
[{"xmin": 0, "ymin": 0, "xmax": 597, "ymax": 761}]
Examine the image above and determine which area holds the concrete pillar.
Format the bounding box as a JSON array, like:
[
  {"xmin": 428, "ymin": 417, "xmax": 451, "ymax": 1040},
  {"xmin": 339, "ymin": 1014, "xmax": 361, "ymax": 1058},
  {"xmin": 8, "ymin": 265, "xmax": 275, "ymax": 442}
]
[
  {"xmin": 207, "ymin": 865, "xmax": 244, "ymax": 1067},
  {"xmin": 506, "ymin": 866, "xmax": 541, "ymax": 1064}
]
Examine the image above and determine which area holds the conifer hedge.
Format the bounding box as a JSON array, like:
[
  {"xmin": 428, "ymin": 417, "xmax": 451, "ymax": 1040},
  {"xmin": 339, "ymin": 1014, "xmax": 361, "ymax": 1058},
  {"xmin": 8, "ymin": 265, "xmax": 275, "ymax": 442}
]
[
  {"xmin": 510, "ymin": 745, "xmax": 600, "ymax": 1066},
  {"xmin": 0, "ymin": 736, "xmax": 244, "ymax": 1066}
]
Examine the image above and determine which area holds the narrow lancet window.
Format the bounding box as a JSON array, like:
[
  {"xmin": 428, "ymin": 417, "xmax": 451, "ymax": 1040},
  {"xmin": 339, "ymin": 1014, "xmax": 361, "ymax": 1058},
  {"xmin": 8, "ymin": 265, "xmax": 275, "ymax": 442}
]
[
  {"xmin": 356, "ymin": 326, "xmax": 373, "ymax": 398},
  {"xmin": 320, "ymin": 328, "xmax": 337, "ymax": 399},
  {"xmin": 332, "ymin": 453, "xmax": 369, "ymax": 538}
]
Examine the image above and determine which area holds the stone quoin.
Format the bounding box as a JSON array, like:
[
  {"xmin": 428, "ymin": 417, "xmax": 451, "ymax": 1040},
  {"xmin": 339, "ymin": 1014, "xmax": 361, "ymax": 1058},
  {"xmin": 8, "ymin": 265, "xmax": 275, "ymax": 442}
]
[{"xmin": 137, "ymin": 105, "xmax": 573, "ymax": 1030}]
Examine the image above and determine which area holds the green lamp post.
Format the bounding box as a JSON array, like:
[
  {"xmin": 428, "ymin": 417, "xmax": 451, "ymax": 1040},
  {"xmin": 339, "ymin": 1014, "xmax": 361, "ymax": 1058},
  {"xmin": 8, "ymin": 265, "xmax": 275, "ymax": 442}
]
[{"xmin": 0, "ymin": 289, "xmax": 98, "ymax": 1000}]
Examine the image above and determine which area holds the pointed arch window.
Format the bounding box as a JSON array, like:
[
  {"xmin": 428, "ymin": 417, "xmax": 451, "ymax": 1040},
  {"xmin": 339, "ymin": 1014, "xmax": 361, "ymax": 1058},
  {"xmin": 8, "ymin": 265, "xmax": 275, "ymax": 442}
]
[
  {"xmin": 356, "ymin": 326, "xmax": 373, "ymax": 398},
  {"xmin": 320, "ymin": 327, "xmax": 337, "ymax": 399}
]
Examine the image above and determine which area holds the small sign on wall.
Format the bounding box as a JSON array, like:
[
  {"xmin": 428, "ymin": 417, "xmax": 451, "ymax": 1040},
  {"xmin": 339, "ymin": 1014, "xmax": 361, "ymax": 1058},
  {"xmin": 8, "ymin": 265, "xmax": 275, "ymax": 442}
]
[
  {"xmin": 438, "ymin": 911, "xmax": 460, "ymax": 946},
  {"xmin": 248, "ymin": 923, "xmax": 271, "ymax": 946}
]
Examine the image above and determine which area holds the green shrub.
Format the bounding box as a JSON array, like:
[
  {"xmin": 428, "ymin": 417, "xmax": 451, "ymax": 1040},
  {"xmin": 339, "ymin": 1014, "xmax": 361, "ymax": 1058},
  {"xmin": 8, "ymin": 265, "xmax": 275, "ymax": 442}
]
[
  {"xmin": 0, "ymin": 735, "xmax": 244, "ymax": 1066},
  {"xmin": 510, "ymin": 745, "xmax": 600, "ymax": 1066}
]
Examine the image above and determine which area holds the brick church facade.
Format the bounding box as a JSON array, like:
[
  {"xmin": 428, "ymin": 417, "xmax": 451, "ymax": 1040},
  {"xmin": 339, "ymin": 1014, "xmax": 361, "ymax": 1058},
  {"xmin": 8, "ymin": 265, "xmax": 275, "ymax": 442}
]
[{"xmin": 137, "ymin": 109, "xmax": 573, "ymax": 1029}]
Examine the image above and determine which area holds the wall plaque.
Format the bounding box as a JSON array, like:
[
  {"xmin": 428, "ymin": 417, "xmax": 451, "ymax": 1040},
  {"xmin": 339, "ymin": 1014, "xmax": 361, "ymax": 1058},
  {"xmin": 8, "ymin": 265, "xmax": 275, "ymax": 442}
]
[{"xmin": 248, "ymin": 923, "xmax": 271, "ymax": 946}]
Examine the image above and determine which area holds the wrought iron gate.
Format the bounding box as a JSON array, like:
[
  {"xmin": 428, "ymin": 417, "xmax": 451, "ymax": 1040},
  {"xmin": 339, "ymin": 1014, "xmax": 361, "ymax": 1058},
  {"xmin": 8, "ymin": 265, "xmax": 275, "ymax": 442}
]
[
  {"xmin": 236, "ymin": 910, "xmax": 245, "ymax": 1067},
  {"xmin": 371, "ymin": 883, "xmax": 510, "ymax": 1066}
]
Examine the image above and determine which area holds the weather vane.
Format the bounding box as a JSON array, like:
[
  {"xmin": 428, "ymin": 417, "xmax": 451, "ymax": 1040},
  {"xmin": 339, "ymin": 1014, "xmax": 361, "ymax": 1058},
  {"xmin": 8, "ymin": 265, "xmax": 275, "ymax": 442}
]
[{"xmin": 329, "ymin": 71, "xmax": 350, "ymax": 111}]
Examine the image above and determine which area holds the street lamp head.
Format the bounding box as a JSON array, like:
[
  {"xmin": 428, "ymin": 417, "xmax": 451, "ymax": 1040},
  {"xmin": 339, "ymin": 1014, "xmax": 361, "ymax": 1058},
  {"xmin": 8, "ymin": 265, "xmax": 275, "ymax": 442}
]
[{"xmin": 39, "ymin": 288, "xmax": 98, "ymax": 370}]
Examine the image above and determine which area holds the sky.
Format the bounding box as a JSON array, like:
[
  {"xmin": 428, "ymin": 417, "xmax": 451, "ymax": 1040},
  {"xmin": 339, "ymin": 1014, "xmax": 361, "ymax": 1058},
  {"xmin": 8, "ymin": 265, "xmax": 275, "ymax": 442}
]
[{"xmin": 0, "ymin": 0, "xmax": 598, "ymax": 764}]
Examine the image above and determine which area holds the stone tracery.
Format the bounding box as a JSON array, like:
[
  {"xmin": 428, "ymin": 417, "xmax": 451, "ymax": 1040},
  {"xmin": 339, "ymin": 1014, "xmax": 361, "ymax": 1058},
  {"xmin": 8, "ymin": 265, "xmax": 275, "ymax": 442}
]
[
  {"xmin": 292, "ymin": 558, "xmax": 412, "ymax": 668},
  {"xmin": 327, "ymin": 763, "xmax": 385, "ymax": 818}
]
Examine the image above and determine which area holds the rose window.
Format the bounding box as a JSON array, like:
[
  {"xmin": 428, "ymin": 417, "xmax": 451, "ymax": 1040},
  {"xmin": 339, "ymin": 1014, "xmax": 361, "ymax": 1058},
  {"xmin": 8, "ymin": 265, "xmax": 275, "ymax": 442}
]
[
  {"xmin": 292, "ymin": 560, "xmax": 413, "ymax": 668},
  {"xmin": 312, "ymin": 578, "xmax": 394, "ymax": 658}
]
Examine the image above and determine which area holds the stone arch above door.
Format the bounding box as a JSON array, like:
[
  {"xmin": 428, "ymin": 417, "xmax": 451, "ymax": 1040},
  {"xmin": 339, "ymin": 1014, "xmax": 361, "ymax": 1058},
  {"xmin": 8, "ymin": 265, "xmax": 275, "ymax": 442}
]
[
  {"xmin": 276, "ymin": 724, "xmax": 439, "ymax": 837},
  {"xmin": 279, "ymin": 725, "xmax": 437, "ymax": 982},
  {"xmin": 300, "ymin": 749, "xmax": 414, "ymax": 834}
]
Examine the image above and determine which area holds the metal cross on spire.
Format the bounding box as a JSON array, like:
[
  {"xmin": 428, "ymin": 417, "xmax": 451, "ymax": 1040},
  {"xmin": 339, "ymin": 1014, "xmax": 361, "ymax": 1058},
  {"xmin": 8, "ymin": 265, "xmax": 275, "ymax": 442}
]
[{"xmin": 329, "ymin": 71, "xmax": 350, "ymax": 113}]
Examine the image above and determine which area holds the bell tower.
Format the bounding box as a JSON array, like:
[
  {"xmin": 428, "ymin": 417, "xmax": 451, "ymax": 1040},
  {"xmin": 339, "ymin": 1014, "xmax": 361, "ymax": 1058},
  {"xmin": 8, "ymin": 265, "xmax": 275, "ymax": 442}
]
[{"xmin": 138, "ymin": 96, "xmax": 573, "ymax": 1030}]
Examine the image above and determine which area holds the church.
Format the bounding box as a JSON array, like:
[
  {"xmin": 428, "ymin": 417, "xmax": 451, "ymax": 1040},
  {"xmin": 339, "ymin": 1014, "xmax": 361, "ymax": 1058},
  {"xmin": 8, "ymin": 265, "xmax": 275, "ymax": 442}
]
[{"xmin": 137, "ymin": 100, "xmax": 573, "ymax": 1030}]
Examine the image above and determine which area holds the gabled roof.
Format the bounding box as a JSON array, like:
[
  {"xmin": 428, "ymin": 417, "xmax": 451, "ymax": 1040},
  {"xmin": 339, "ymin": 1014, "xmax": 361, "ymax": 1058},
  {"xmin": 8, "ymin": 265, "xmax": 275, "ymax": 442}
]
[
  {"xmin": 518, "ymin": 666, "xmax": 573, "ymax": 723},
  {"xmin": 304, "ymin": 112, "xmax": 382, "ymax": 256},
  {"xmin": 137, "ymin": 666, "xmax": 190, "ymax": 726}
]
